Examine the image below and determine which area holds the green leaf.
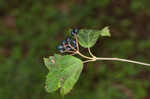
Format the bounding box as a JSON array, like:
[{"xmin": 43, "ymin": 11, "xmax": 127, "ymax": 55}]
[
  {"xmin": 43, "ymin": 56, "xmax": 56, "ymax": 71},
  {"xmin": 77, "ymin": 29, "xmax": 100, "ymax": 48},
  {"xmin": 100, "ymin": 27, "xmax": 111, "ymax": 37},
  {"xmin": 60, "ymin": 57, "xmax": 83, "ymax": 95},
  {"xmin": 77, "ymin": 27, "xmax": 110, "ymax": 48},
  {"xmin": 44, "ymin": 54, "xmax": 83, "ymax": 95},
  {"xmin": 45, "ymin": 69, "xmax": 61, "ymax": 93}
]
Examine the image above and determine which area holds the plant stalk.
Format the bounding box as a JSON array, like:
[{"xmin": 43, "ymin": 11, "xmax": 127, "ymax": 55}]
[{"xmin": 96, "ymin": 57, "xmax": 150, "ymax": 66}]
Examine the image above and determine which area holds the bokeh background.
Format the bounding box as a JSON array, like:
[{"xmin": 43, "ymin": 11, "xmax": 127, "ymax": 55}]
[{"xmin": 0, "ymin": 0, "xmax": 150, "ymax": 99}]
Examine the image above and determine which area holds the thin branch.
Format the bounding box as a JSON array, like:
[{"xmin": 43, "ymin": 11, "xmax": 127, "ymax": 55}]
[
  {"xmin": 71, "ymin": 34, "xmax": 150, "ymax": 67},
  {"xmin": 96, "ymin": 57, "xmax": 150, "ymax": 66},
  {"xmin": 76, "ymin": 51, "xmax": 93, "ymax": 60},
  {"xmin": 70, "ymin": 52, "xmax": 77, "ymax": 56},
  {"xmin": 63, "ymin": 50, "xmax": 74, "ymax": 53},
  {"xmin": 88, "ymin": 47, "xmax": 96, "ymax": 58},
  {"xmin": 68, "ymin": 43, "xmax": 76, "ymax": 51},
  {"xmin": 75, "ymin": 35, "xmax": 79, "ymax": 51},
  {"xmin": 83, "ymin": 59, "xmax": 95, "ymax": 63}
]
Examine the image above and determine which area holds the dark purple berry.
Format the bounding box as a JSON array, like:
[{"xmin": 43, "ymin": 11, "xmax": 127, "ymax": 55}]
[
  {"xmin": 66, "ymin": 37, "xmax": 72, "ymax": 42},
  {"xmin": 73, "ymin": 28, "xmax": 78, "ymax": 33},
  {"xmin": 71, "ymin": 40, "xmax": 77, "ymax": 48},
  {"xmin": 57, "ymin": 45, "xmax": 63, "ymax": 50},
  {"xmin": 71, "ymin": 28, "xmax": 78, "ymax": 36},
  {"xmin": 57, "ymin": 45, "xmax": 65, "ymax": 53},
  {"xmin": 61, "ymin": 40, "xmax": 67, "ymax": 45},
  {"xmin": 71, "ymin": 31, "xmax": 75, "ymax": 36},
  {"xmin": 65, "ymin": 46, "xmax": 71, "ymax": 50},
  {"xmin": 72, "ymin": 40, "xmax": 76, "ymax": 44}
]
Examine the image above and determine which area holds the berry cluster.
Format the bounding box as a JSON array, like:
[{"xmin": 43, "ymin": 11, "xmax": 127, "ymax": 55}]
[{"xmin": 57, "ymin": 29, "xmax": 79, "ymax": 53}]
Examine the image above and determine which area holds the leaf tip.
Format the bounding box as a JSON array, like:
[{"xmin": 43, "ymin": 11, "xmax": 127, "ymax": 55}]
[{"xmin": 100, "ymin": 26, "xmax": 111, "ymax": 37}]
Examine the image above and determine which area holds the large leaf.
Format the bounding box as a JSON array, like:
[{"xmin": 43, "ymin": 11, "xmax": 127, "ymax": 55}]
[
  {"xmin": 60, "ymin": 58, "xmax": 83, "ymax": 95},
  {"xmin": 44, "ymin": 54, "xmax": 83, "ymax": 95},
  {"xmin": 77, "ymin": 27, "xmax": 110, "ymax": 48}
]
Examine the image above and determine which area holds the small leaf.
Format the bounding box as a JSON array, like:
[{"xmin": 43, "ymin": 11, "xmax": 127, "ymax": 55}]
[
  {"xmin": 77, "ymin": 27, "xmax": 111, "ymax": 48},
  {"xmin": 100, "ymin": 27, "xmax": 111, "ymax": 37},
  {"xmin": 44, "ymin": 54, "xmax": 83, "ymax": 95},
  {"xmin": 77, "ymin": 29, "xmax": 101, "ymax": 48}
]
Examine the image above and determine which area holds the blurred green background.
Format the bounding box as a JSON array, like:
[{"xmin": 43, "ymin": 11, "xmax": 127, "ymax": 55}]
[{"xmin": 0, "ymin": 0, "xmax": 150, "ymax": 99}]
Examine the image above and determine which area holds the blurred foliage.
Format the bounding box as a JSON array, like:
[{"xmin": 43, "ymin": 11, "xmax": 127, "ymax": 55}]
[{"xmin": 0, "ymin": 0, "xmax": 150, "ymax": 99}]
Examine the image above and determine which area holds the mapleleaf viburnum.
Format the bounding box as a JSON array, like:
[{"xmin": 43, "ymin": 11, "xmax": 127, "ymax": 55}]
[{"xmin": 43, "ymin": 27, "xmax": 150, "ymax": 96}]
